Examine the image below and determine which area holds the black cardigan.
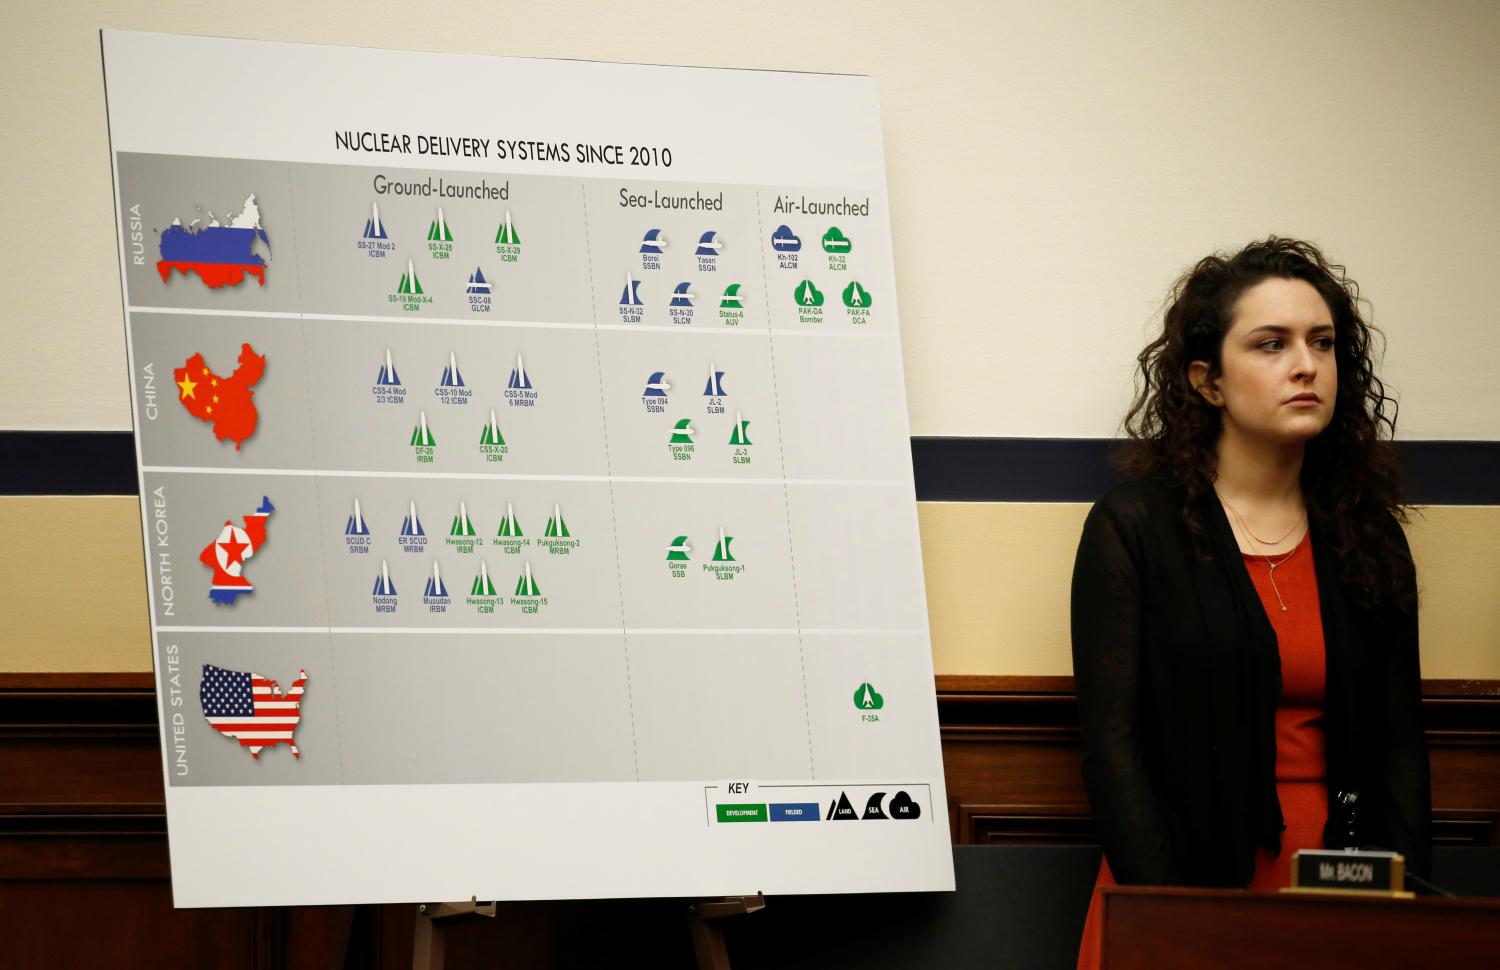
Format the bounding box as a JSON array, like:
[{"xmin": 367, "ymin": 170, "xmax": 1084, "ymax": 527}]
[{"xmin": 1070, "ymin": 476, "xmax": 1431, "ymax": 888}]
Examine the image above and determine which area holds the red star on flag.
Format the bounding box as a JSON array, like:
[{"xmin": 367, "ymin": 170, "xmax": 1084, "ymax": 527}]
[{"xmin": 218, "ymin": 526, "xmax": 249, "ymax": 566}]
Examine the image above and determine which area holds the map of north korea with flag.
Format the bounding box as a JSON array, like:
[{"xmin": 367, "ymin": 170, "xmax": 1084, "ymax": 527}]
[
  {"xmin": 174, "ymin": 343, "xmax": 265, "ymax": 449},
  {"xmin": 198, "ymin": 497, "xmax": 274, "ymax": 605}
]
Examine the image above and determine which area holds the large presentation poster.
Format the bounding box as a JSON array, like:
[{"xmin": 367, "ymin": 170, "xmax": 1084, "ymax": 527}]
[{"xmin": 103, "ymin": 30, "xmax": 951, "ymax": 907}]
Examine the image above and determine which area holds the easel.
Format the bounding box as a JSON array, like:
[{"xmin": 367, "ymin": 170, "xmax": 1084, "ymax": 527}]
[
  {"xmin": 410, "ymin": 893, "xmax": 765, "ymax": 970},
  {"xmin": 687, "ymin": 893, "xmax": 766, "ymax": 970},
  {"xmin": 411, "ymin": 897, "xmax": 497, "ymax": 970}
]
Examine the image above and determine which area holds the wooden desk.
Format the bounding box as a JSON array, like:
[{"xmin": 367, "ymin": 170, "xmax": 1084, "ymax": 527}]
[{"xmin": 1099, "ymin": 886, "xmax": 1500, "ymax": 969}]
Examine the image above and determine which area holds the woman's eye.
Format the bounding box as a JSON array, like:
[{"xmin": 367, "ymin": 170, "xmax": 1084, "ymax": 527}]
[
  {"xmin": 1314, "ymin": 337, "xmax": 1335, "ymax": 350},
  {"xmin": 1258, "ymin": 339, "xmax": 1284, "ymax": 352}
]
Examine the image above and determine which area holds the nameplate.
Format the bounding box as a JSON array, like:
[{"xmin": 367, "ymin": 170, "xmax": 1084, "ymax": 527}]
[{"xmin": 1287, "ymin": 849, "xmax": 1410, "ymax": 897}]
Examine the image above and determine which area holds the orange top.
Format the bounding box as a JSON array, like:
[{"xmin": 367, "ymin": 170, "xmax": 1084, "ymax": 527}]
[
  {"xmin": 1243, "ymin": 531, "xmax": 1329, "ymax": 889},
  {"xmin": 1076, "ymin": 533, "xmax": 1327, "ymax": 969}
]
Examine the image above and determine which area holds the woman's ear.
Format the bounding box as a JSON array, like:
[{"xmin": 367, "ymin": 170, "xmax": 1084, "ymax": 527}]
[{"xmin": 1188, "ymin": 360, "xmax": 1224, "ymax": 407}]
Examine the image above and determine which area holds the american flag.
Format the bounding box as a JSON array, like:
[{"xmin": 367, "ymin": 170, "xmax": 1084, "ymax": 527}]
[{"xmin": 199, "ymin": 664, "xmax": 306, "ymax": 760}]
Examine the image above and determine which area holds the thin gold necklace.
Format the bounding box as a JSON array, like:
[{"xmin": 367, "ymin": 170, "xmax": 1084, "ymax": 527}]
[
  {"xmin": 1218, "ymin": 496, "xmax": 1304, "ymax": 547},
  {"xmin": 1221, "ymin": 500, "xmax": 1303, "ymax": 613}
]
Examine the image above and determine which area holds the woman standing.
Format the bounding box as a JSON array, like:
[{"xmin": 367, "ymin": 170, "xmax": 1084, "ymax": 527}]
[{"xmin": 1072, "ymin": 238, "xmax": 1430, "ymax": 967}]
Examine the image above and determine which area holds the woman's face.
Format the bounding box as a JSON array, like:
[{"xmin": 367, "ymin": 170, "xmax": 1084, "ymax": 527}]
[{"xmin": 1192, "ymin": 277, "xmax": 1338, "ymax": 446}]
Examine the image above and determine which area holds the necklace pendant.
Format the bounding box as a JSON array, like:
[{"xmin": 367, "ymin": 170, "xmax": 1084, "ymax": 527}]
[{"xmin": 1280, "ymin": 605, "xmax": 1288, "ymax": 613}]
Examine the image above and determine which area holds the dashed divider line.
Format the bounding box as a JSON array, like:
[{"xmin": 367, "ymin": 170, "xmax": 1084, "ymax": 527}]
[
  {"xmin": 581, "ymin": 182, "xmax": 640, "ymax": 781},
  {"xmin": 285, "ymin": 166, "xmax": 348, "ymax": 786},
  {"xmin": 754, "ymin": 190, "xmax": 816, "ymax": 779}
]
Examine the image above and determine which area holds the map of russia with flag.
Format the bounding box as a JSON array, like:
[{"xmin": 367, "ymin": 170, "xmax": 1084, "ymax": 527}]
[{"xmin": 156, "ymin": 193, "xmax": 271, "ymax": 288}]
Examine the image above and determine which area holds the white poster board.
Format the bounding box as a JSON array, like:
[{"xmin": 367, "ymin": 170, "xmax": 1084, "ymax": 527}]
[{"xmin": 103, "ymin": 30, "xmax": 951, "ymax": 907}]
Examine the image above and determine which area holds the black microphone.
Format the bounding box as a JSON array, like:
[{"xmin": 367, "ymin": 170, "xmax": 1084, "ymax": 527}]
[
  {"xmin": 1336, "ymin": 790, "xmax": 1360, "ymax": 850},
  {"xmin": 1335, "ymin": 790, "xmax": 1454, "ymax": 897}
]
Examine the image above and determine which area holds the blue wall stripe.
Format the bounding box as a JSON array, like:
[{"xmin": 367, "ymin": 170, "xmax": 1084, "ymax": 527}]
[{"xmin": 2, "ymin": 432, "xmax": 1495, "ymax": 505}]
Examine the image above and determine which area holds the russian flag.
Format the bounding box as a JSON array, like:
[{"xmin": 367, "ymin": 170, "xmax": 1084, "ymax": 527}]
[{"xmin": 156, "ymin": 194, "xmax": 271, "ymax": 288}]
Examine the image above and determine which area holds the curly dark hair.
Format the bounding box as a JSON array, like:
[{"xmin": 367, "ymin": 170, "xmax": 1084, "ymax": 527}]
[{"xmin": 1117, "ymin": 236, "xmax": 1415, "ymax": 615}]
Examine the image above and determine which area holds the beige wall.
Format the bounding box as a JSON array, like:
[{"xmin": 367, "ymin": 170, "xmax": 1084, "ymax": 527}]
[
  {"xmin": 919, "ymin": 501, "xmax": 1500, "ymax": 678},
  {"xmin": 3, "ymin": 2, "xmax": 1499, "ymax": 438},
  {"xmin": 2, "ymin": 3, "xmax": 1497, "ymax": 675},
  {"xmin": 3, "ymin": 496, "xmax": 1495, "ymax": 678}
]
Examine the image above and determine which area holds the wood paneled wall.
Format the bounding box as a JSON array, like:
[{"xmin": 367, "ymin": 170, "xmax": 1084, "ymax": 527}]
[
  {"xmin": 935, "ymin": 675, "xmax": 1500, "ymax": 848},
  {"xmin": 2, "ymin": 673, "xmax": 1495, "ymax": 968}
]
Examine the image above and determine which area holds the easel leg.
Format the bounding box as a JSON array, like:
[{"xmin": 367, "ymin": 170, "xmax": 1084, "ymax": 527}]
[
  {"xmin": 412, "ymin": 899, "xmax": 497, "ymax": 970},
  {"xmin": 687, "ymin": 912, "xmax": 730, "ymax": 970},
  {"xmin": 411, "ymin": 905, "xmax": 442, "ymax": 970},
  {"xmin": 687, "ymin": 894, "xmax": 765, "ymax": 970}
]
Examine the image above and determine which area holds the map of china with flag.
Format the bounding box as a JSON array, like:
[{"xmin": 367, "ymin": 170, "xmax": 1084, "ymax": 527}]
[
  {"xmin": 198, "ymin": 497, "xmax": 274, "ymax": 605},
  {"xmin": 199, "ymin": 664, "xmax": 306, "ymax": 760},
  {"xmin": 174, "ymin": 344, "xmax": 265, "ymax": 450}
]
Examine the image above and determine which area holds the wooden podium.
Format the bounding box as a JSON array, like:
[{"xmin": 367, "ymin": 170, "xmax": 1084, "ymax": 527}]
[{"xmin": 1098, "ymin": 886, "xmax": 1500, "ymax": 969}]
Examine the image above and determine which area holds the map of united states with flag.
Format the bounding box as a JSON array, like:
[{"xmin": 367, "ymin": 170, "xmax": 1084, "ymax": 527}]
[
  {"xmin": 174, "ymin": 343, "xmax": 265, "ymax": 450},
  {"xmin": 200, "ymin": 664, "xmax": 307, "ymax": 760}
]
